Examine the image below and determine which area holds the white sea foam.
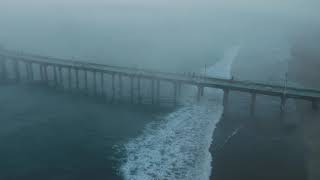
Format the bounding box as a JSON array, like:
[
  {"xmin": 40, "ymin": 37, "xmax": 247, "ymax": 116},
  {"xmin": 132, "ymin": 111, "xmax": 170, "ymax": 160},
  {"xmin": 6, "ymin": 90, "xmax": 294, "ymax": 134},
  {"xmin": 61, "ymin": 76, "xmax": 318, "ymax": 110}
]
[{"xmin": 121, "ymin": 47, "xmax": 240, "ymax": 180}]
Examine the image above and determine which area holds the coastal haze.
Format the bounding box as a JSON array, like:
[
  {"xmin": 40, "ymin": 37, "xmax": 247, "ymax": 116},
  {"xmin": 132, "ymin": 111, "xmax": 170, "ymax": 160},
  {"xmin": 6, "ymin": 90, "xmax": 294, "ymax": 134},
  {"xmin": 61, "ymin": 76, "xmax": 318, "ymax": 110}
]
[
  {"xmin": 0, "ymin": 0, "xmax": 319, "ymax": 180},
  {"xmin": 1, "ymin": 0, "xmax": 319, "ymax": 71}
]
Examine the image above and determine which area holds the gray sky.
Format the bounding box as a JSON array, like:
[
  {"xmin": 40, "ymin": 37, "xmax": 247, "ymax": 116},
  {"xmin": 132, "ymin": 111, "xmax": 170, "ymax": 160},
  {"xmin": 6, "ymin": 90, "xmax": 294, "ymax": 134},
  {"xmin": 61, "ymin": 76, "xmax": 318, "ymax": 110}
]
[{"xmin": 0, "ymin": 0, "xmax": 319, "ymax": 71}]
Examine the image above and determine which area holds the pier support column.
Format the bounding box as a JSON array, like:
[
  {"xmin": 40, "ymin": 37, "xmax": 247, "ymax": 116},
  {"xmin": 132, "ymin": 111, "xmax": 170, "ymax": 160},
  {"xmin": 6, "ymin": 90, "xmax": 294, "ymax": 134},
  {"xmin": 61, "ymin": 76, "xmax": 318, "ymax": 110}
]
[
  {"xmin": 130, "ymin": 76, "xmax": 134, "ymax": 104},
  {"xmin": 312, "ymin": 99, "xmax": 318, "ymax": 110},
  {"xmin": 0, "ymin": 57, "xmax": 7, "ymax": 80},
  {"xmin": 27, "ymin": 62, "xmax": 33, "ymax": 81},
  {"xmin": 100, "ymin": 72, "xmax": 104, "ymax": 96},
  {"xmin": 58, "ymin": 66, "xmax": 63, "ymax": 88},
  {"xmin": 138, "ymin": 76, "xmax": 142, "ymax": 104},
  {"xmin": 39, "ymin": 65, "xmax": 44, "ymax": 81},
  {"xmin": 68, "ymin": 67, "xmax": 71, "ymax": 89},
  {"xmin": 30, "ymin": 63, "xmax": 34, "ymax": 81},
  {"xmin": 119, "ymin": 74, "xmax": 123, "ymax": 99},
  {"xmin": 156, "ymin": 79, "xmax": 160, "ymax": 105},
  {"xmin": 197, "ymin": 85, "xmax": 204, "ymax": 102},
  {"xmin": 25, "ymin": 62, "xmax": 30, "ymax": 81},
  {"xmin": 174, "ymin": 82, "xmax": 178, "ymax": 106},
  {"xmin": 250, "ymin": 93, "xmax": 257, "ymax": 116},
  {"xmin": 177, "ymin": 83, "xmax": 182, "ymax": 97},
  {"xmin": 280, "ymin": 96, "xmax": 287, "ymax": 118},
  {"xmin": 111, "ymin": 73, "xmax": 115, "ymax": 102},
  {"xmin": 84, "ymin": 70, "xmax": 88, "ymax": 93},
  {"xmin": 53, "ymin": 65, "xmax": 58, "ymax": 87},
  {"xmin": 75, "ymin": 68, "xmax": 79, "ymax": 89},
  {"xmin": 13, "ymin": 59, "xmax": 20, "ymax": 82},
  {"xmin": 151, "ymin": 79, "xmax": 155, "ymax": 104},
  {"xmin": 44, "ymin": 65, "xmax": 48, "ymax": 83},
  {"xmin": 223, "ymin": 89, "xmax": 230, "ymax": 113},
  {"xmin": 200, "ymin": 86, "xmax": 204, "ymax": 96},
  {"xmin": 93, "ymin": 70, "xmax": 97, "ymax": 95}
]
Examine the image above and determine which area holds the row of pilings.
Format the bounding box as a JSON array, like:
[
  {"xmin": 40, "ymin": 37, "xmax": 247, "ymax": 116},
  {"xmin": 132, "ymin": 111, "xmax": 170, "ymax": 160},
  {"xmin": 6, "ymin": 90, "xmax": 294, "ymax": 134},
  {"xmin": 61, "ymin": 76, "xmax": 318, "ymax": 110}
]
[{"xmin": 0, "ymin": 56, "xmax": 189, "ymax": 107}]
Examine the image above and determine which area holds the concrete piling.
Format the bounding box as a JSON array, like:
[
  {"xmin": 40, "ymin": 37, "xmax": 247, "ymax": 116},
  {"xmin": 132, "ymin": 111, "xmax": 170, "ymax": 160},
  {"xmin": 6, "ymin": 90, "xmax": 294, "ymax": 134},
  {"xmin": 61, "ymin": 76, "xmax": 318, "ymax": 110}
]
[
  {"xmin": 29, "ymin": 63, "xmax": 34, "ymax": 81},
  {"xmin": 174, "ymin": 82, "xmax": 178, "ymax": 106},
  {"xmin": 58, "ymin": 66, "xmax": 63, "ymax": 87},
  {"xmin": 75, "ymin": 68, "xmax": 79, "ymax": 89},
  {"xmin": 156, "ymin": 79, "xmax": 160, "ymax": 105},
  {"xmin": 223, "ymin": 89, "xmax": 229, "ymax": 113},
  {"xmin": 53, "ymin": 65, "xmax": 58, "ymax": 86},
  {"xmin": 44, "ymin": 65, "xmax": 48, "ymax": 82},
  {"xmin": 100, "ymin": 72, "xmax": 104, "ymax": 96},
  {"xmin": 250, "ymin": 93, "xmax": 257, "ymax": 116},
  {"xmin": 111, "ymin": 73, "xmax": 115, "ymax": 102},
  {"xmin": 39, "ymin": 65, "xmax": 44, "ymax": 81},
  {"xmin": 197, "ymin": 86, "xmax": 203, "ymax": 102},
  {"xmin": 93, "ymin": 70, "xmax": 97, "ymax": 95},
  {"xmin": 0, "ymin": 57, "xmax": 7, "ymax": 80},
  {"xmin": 130, "ymin": 76, "xmax": 134, "ymax": 104},
  {"xmin": 25, "ymin": 62, "xmax": 30, "ymax": 81},
  {"xmin": 13, "ymin": 59, "xmax": 20, "ymax": 82},
  {"xmin": 119, "ymin": 74, "xmax": 123, "ymax": 99},
  {"xmin": 280, "ymin": 96, "xmax": 287, "ymax": 118},
  {"xmin": 151, "ymin": 79, "xmax": 155, "ymax": 104},
  {"xmin": 84, "ymin": 70, "xmax": 88, "ymax": 92},
  {"xmin": 68, "ymin": 67, "xmax": 71, "ymax": 89},
  {"xmin": 138, "ymin": 76, "xmax": 142, "ymax": 104},
  {"xmin": 177, "ymin": 83, "xmax": 182, "ymax": 97}
]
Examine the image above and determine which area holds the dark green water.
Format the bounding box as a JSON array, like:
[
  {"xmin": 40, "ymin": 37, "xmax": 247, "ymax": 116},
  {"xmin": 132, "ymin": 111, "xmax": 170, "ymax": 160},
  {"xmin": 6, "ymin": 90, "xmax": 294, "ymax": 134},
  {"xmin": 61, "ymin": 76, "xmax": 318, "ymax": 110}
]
[{"xmin": 0, "ymin": 84, "xmax": 170, "ymax": 180}]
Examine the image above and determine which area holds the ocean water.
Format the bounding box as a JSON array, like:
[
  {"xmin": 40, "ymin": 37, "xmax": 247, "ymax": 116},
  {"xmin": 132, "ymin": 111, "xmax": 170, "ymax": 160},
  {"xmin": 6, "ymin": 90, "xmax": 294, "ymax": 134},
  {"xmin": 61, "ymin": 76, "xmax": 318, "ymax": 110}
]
[
  {"xmin": 0, "ymin": 47, "xmax": 239, "ymax": 180},
  {"xmin": 120, "ymin": 47, "xmax": 239, "ymax": 180}
]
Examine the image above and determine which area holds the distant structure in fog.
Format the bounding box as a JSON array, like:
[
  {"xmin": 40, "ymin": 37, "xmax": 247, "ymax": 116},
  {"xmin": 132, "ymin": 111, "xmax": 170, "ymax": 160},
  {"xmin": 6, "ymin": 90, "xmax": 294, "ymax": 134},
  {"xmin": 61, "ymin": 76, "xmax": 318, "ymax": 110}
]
[{"xmin": 0, "ymin": 49, "xmax": 319, "ymax": 119}]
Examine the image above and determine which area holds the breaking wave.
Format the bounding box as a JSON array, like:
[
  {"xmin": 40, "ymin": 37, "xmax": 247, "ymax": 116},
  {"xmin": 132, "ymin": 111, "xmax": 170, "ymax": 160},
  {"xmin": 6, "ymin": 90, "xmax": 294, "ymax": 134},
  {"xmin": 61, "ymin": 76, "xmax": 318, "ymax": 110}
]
[{"xmin": 120, "ymin": 47, "xmax": 240, "ymax": 180}]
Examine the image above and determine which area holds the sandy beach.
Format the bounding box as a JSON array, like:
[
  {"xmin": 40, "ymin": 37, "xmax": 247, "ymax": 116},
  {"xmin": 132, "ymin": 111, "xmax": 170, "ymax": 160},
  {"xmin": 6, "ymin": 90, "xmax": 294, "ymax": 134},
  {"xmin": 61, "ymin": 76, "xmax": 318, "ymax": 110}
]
[{"xmin": 210, "ymin": 46, "xmax": 311, "ymax": 180}]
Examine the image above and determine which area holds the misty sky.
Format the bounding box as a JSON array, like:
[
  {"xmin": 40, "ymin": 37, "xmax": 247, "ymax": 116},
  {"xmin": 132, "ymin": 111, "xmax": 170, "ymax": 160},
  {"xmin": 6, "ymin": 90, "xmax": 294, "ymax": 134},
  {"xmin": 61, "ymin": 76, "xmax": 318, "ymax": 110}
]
[{"xmin": 0, "ymin": 0, "xmax": 319, "ymax": 71}]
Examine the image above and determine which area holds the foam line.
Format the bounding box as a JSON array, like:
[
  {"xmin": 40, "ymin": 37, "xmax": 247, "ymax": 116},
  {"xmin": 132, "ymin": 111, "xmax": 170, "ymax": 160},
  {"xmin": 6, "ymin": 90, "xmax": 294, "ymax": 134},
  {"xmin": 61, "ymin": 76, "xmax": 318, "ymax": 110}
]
[{"xmin": 120, "ymin": 46, "xmax": 240, "ymax": 180}]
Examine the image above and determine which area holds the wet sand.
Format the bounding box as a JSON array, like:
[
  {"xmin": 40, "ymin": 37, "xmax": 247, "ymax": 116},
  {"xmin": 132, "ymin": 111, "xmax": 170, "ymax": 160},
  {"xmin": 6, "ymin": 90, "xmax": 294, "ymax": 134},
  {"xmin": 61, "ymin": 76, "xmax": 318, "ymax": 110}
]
[
  {"xmin": 289, "ymin": 51, "xmax": 320, "ymax": 180},
  {"xmin": 210, "ymin": 48, "xmax": 308, "ymax": 180},
  {"xmin": 210, "ymin": 93, "xmax": 307, "ymax": 180}
]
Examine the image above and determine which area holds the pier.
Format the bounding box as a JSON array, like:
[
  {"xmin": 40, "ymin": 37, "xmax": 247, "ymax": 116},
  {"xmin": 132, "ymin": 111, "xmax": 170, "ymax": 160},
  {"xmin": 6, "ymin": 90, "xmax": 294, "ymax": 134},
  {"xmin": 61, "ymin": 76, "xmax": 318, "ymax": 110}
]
[{"xmin": 0, "ymin": 49, "xmax": 319, "ymax": 116}]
